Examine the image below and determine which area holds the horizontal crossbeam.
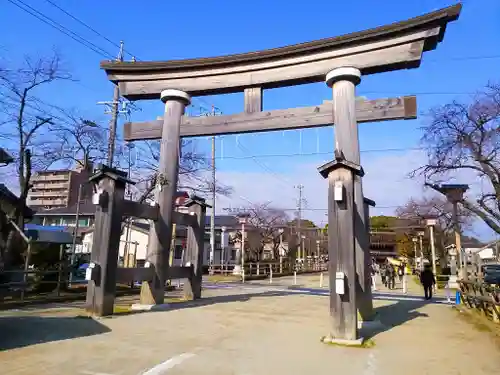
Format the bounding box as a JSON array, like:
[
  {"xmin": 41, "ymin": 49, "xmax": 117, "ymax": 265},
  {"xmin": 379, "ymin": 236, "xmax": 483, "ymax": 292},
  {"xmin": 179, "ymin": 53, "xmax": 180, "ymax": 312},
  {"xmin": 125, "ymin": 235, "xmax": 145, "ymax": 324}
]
[
  {"xmin": 122, "ymin": 200, "xmax": 158, "ymax": 220},
  {"xmin": 124, "ymin": 96, "xmax": 416, "ymax": 141}
]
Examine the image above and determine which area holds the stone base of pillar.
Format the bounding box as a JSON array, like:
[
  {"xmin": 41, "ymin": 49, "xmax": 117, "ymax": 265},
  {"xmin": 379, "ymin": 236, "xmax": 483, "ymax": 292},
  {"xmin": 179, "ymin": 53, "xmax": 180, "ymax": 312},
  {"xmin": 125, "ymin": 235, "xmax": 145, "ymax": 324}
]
[
  {"xmin": 232, "ymin": 265, "xmax": 242, "ymax": 275},
  {"xmin": 321, "ymin": 335, "xmax": 365, "ymax": 347},
  {"xmin": 131, "ymin": 303, "xmax": 171, "ymax": 312}
]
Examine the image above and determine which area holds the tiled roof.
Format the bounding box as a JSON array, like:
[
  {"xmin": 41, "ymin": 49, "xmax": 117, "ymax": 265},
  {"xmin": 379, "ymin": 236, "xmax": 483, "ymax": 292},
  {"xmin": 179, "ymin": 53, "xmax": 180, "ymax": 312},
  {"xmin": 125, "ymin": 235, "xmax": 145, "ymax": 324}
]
[{"xmin": 0, "ymin": 183, "xmax": 34, "ymax": 218}]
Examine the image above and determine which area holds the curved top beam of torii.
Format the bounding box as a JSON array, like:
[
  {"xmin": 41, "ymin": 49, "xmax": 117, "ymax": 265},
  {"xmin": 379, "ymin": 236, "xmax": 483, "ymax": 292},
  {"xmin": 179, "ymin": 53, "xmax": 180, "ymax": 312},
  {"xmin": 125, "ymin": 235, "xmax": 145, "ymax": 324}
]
[{"xmin": 101, "ymin": 4, "xmax": 461, "ymax": 100}]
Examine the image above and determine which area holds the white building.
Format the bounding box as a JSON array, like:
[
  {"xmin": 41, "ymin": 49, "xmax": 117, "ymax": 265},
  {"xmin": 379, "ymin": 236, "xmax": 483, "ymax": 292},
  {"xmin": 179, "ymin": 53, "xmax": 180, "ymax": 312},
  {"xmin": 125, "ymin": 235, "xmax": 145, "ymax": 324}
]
[{"xmin": 78, "ymin": 216, "xmax": 244, "ymax": 268}]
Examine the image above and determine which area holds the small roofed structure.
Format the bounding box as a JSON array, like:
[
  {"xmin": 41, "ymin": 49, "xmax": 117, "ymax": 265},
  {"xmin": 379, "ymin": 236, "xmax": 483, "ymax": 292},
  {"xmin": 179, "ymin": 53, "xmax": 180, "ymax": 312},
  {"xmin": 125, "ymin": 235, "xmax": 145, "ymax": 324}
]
[{"xmin": 0, "ymin": 148, "xmax": 14, "ymax": 166}]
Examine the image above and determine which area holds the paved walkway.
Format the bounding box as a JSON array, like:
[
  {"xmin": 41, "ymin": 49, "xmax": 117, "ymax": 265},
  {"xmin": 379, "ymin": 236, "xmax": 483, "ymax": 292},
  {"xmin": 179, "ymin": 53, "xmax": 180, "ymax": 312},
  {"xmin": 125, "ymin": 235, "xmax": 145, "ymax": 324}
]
[{"xmin": 0, "ymin": 275, "xmax": 498, "ymax": 375}]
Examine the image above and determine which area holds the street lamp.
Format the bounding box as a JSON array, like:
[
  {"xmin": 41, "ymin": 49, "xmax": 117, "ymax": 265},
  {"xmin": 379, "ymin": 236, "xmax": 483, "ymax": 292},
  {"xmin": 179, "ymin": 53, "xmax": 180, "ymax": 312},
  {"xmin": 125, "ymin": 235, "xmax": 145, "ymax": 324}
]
[
  {"xmin": 221, "ymin": 226, "xmax": 227, "ymax": 270},
  {"xmin": 426, "ymin": 218, "xmax": 438, "ymax": 276},
  {"xmin": 278, "ymin": 228, "xmax": 284, "ymax": 272},
  {"xmin": 412, "ymin": 237, "xmax": 418, "ymax": 271},
  {"xmin": 417, "ymin": 231, "xmax": 425, "ymax": 272},
  {"xmin": 233, "ymin": 212, "xmax": 250, "ymax": 276},
  {"xmin": 426, "ymin": 183, "xmax": 469, "ymax": 279}
]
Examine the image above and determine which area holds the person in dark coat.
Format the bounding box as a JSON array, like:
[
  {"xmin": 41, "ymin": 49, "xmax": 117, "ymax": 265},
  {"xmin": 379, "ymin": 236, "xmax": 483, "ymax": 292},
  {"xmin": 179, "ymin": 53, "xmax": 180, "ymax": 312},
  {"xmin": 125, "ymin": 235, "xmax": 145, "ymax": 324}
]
[
  {"xmin": 387, "ymin": 264, "xmax": 396, "ymax": 290},
  {"xmin": 420, "ymin": 264, "xmax": 436, "ymax": 300},
  {"xmin": 380, "ymin": 264, "xmax": 387, "ymax": 287}
]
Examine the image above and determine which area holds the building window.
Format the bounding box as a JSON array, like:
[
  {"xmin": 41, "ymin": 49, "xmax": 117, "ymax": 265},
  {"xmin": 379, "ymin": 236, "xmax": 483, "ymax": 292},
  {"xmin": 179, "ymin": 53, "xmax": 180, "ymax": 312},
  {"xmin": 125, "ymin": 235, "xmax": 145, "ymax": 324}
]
[
  {"xmin": 231, "ymin": 250, "xmax": 236, "ymax": 260},
  {"xmin": 78, "ymin": 218, "xmax": 88, "ymax": 227}
]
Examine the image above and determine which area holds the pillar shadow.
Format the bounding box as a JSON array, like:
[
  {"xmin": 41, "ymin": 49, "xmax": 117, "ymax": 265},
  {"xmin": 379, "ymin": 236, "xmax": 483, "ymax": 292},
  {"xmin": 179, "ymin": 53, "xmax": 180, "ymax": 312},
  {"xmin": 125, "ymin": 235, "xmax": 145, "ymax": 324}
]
[
  {"xmin": 194, "ymin": 284, "xmax": 437, "ymax": 340},
  {"xmin": 360, "ymin": 298, "xmax": 431, "ymax": 339},
  {"xmin": 0, "ymin": 315, "xmax": 111, "ymax": 351},
  {"xmin": 154, "ymin": 290, "xmax": 297, "ymax": 312}
]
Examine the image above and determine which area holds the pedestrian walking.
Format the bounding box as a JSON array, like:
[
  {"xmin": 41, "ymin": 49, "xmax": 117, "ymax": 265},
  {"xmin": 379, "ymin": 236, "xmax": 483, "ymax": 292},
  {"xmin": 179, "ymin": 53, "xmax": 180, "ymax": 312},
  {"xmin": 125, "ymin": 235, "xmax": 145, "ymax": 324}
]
[
  {"xmin": 388, "ymin": 264, "xmax": 396, "ymax": 290},
  {"xmin": 370, "ymin": 263, "xmax": 377, "ymax": 291},
  {"xmin": 381, "ymin": 264, "xmax": 387, "ymax": 287},
  {"xmin": 420, "ymin": 264, "xmax": 436, "ymax": 300},
  {"xmin": 397, "ymin": 265, "xmax": 404, "ymax": 283}
]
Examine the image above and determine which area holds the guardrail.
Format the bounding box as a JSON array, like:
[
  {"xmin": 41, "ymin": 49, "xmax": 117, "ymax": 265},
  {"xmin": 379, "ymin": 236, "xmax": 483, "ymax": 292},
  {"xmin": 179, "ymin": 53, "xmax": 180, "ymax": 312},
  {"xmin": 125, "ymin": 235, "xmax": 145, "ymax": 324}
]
[
  {"xmin": 458, "ymin": 280, "xmax": 500, "ymax": 324},
  {"xmin": 209, "ymin": 260, "xmax": 328, "ymax": 278}
]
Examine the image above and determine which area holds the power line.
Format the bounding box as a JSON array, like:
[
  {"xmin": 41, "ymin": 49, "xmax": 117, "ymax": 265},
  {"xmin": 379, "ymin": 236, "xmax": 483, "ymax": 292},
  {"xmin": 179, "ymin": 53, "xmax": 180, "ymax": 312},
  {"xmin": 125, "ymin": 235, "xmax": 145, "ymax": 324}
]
[
  {"xmin": 360, "ymin": 90, "xmax": 476, "ymax": 96},
  {"xmin": 7, "ymin": 0, "xmax": 115, "ymax": 59},
  {"xmin": 221, "ymin": 206, "xmax": 401, "ymax": 211},
  {"xmin": 215, "ymin": 147, "xmax": 426, "ymax": 160},
  {"xmin": 234, "ymin": 137, "xmax": 297, "ymax": 198},
  {"xmin": 43, "ymin": 0, "xmax": 138, "ymax": 60}
]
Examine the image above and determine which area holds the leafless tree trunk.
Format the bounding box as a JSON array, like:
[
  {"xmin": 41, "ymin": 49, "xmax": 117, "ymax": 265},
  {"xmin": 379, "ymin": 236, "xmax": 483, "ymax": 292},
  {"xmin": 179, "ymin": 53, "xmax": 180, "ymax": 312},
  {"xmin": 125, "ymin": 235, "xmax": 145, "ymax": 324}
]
[
  {"xmin": 0, "ymin": 51, "xmax": 72, "ymax": 267},
  {"xmin": 413, "ymin": 83, "xmax": 500, "ymax": 234}
]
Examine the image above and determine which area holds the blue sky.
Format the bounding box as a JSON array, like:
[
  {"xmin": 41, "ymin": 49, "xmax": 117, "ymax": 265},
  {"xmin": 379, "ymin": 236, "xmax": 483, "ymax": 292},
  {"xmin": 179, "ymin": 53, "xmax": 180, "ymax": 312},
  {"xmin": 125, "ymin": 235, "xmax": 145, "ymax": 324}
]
[{"xmin": 1, "ymin": 0, "xmax": 500, "ymax": 239}]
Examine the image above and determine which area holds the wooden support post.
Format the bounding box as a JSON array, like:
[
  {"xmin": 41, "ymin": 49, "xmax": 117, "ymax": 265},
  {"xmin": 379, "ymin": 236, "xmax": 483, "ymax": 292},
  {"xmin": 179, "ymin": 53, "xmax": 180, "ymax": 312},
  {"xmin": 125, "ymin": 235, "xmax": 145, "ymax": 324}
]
[
  {"xmin": 141, "ymin": 89, "xmax": 191, "ymax": 305},
  {"xmin": 244, "ymin": 87, "xmax": 263, "ymax": 113},
  {"xmin": 319, "ymin": 158, "xmax": 363, "ymax": 342},
  {"xmin": 183, "ymin": 196, "xmax": 209, "ymax": 300},
  {"xmin": 85, "ymin": 165, "xmax": 130, "ymax": 316},
  {"xmin": 318, "ymin": 158, "xmax": 362, "ymax": 342},
  {"xmin": 326, "ymin": 67, "xmax": 373, "ymax": 320}
]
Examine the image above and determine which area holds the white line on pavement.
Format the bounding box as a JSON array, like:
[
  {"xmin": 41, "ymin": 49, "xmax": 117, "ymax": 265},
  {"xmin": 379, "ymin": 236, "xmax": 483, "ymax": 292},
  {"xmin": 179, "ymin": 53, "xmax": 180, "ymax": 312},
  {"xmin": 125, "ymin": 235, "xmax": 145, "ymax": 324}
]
[
  {"xmin": 363, "ymin": 352, "xmax": 377, "ymax": 375},
  {"xmin": 140, "ymin": 353, "xmax": 196, "ymax": 375}
]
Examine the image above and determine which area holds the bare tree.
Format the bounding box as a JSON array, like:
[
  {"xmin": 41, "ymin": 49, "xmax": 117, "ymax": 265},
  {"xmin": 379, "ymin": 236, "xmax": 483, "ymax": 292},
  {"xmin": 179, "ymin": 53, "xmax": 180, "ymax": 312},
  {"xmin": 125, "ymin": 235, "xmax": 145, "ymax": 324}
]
[
  {"xmin": 239, "ymin": 203, "xmax": 289, "ymax": 261},
  {"xmin": 0, "ymin": 52, "xmax": 73, "ymax": 267},
  {"xmin": 0, "ymin": 52, "xmax": 72, "ymax": 222},
  {"xmin": 396, "ymin": 196, "xmax": 477, "ymax": 264},
  {"xmin": 51, "ymin": 115, "xmax": 108, "ymax": 169},
  {"xmin": 131, "ymin": 139, "xmax": 232, "ymax": 203},
  {"xmin": 414, "ymin": 83, "xmax": 500, "ymax": 234}
]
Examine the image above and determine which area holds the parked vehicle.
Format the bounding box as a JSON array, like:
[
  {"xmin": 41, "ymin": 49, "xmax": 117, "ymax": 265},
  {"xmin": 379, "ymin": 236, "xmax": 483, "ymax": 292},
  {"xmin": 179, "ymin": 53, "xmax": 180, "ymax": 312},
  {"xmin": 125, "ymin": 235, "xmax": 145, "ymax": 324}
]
[{"xmin": 482, "ymin": 264, "xmax": 500, "ymax": 285}]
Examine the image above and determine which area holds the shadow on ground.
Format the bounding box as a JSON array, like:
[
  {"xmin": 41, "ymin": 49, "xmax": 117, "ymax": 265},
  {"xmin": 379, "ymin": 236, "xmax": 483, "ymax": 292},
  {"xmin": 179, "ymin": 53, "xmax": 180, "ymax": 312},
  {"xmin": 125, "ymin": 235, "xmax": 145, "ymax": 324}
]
[
  {"xmin": 0, "ymin": 315, "xmax": 111, "ymax": 351},
  {"xmin": 161, "ymin": 287, "xmax": 435, "ymax": 341},
  {"xmin": 359, "ymin": 299, "xmax": 430, "ymax": 339}
]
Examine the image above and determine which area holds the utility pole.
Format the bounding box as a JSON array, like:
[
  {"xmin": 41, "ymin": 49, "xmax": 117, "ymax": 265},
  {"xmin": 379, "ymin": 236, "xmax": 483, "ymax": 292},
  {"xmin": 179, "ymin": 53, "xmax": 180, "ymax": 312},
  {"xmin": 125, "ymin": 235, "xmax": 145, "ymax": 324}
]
[
  {"xmin": 295, "ymin": 184, "xmax": 304, "ymax": 260},
  {"xmin": 210, "ymin": 134, "xmax": 216, "ymax": 273},
  {"xmin": 98, "ymin": 41, "xmax": 124, "ymax": 167},
  {"xmin": 209, "ymin": 105, "xmax": 219, "ymax": 274}
]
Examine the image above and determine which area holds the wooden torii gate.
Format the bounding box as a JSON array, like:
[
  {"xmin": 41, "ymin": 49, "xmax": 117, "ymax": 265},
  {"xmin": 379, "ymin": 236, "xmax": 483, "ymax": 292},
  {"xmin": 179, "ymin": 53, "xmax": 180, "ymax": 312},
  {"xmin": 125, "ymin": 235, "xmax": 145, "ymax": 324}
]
[{"xmin": 100, "ymin": 4, "xmax": 461, "ymax": 343}]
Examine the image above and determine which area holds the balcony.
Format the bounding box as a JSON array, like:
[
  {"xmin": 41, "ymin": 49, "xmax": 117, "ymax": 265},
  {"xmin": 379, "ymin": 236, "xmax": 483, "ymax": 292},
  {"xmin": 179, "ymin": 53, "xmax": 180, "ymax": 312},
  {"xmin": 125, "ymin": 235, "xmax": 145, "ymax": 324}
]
[
  {"xmin": 32, "ymin": 173, "xmax": 70, "ymax": 182},
  {"xmin": 31, "ymin": 181, "xmax": 69, "ymax": 189},
  {"xmin": 28, "ymin": 190, "xmax": 69, "ymax": 198},
  {"xmin": 29, "ymin": 198, "xmax": 68, "ymax": 206}
]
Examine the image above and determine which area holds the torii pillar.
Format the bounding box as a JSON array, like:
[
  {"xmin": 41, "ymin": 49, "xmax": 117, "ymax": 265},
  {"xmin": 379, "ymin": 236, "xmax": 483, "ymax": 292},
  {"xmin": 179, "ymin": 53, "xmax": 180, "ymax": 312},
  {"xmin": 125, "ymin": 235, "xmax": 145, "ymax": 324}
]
[
  {"xmin": 325, "ymin": 67, "xmax": 374, "ymax": 321},
  {"xmin": 141, "ymin": 89, "xmax": 191, "ymax": 305}
]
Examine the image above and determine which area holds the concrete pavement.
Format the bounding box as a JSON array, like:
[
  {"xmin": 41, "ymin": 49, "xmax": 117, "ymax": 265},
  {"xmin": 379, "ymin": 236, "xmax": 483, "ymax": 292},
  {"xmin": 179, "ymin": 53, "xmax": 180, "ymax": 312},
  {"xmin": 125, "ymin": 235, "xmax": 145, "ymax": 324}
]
[{"xmin": 0, "ymin": 275, "xmax": 498, "ymax": 375}]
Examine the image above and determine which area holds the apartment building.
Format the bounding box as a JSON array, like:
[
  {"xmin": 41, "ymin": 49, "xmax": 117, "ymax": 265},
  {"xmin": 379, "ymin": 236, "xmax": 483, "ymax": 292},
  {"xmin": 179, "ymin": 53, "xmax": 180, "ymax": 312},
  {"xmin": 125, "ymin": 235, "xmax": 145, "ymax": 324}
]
[{"xmin": 27, "ymin": 163, "xmax": 93, "ymax": 210}]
